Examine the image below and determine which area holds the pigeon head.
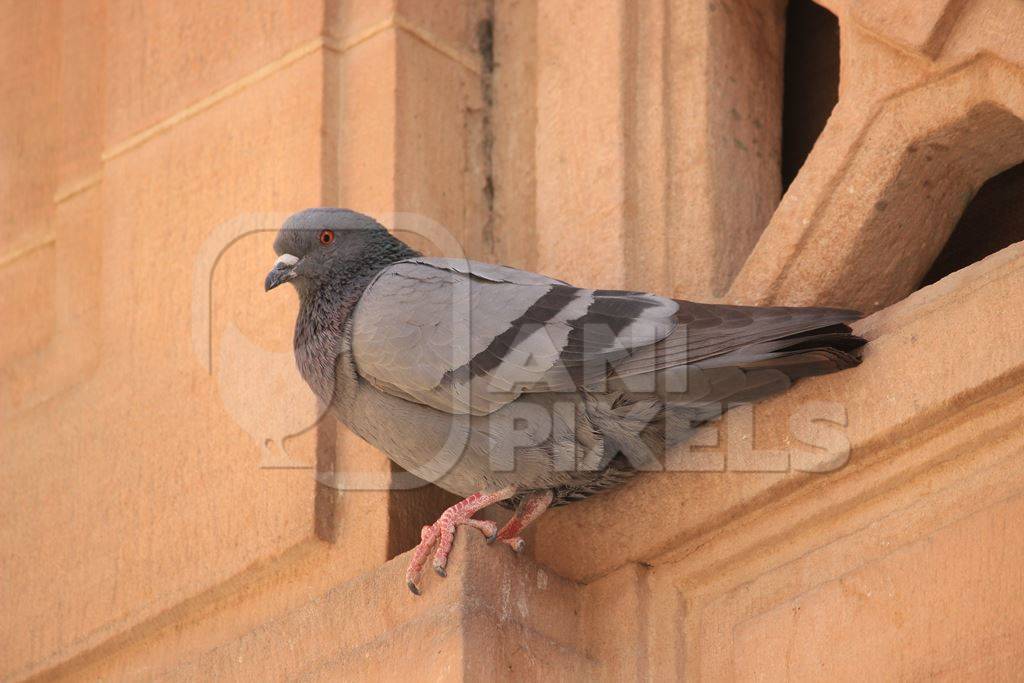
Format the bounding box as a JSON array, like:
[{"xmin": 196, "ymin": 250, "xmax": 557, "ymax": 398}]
[{"xmin": 264, "ymin": 208, "xmax": 416, "ymax": 295}]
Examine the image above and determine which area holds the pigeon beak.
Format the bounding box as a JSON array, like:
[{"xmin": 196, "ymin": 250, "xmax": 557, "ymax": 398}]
[{"xmin": 265, "ymin": 253, "xmax": 299, "ymax": 291}]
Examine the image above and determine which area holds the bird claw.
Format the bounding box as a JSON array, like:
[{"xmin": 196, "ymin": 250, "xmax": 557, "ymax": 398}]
[
  {"xmin": 501, "ymin": 537, "xmax": 526, "ymax": 554},
  {"xmin": 467, "ymin": 518, "xmax": 499, "ymax": 541},
  {"xmin": 405, "ymin": 509, "xmax": 500, "ymax": 595},
  {"xmin": 404, "ymin": 487, "xmax": 518, "ymax": 596}
]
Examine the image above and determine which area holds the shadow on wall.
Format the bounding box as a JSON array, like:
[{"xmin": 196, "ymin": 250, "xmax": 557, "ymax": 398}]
[
  {"xmin": 782, "ymin": 0, "xmax": 840, "ymax": 193},
  {"xmin": 920, "ymin": 161, "xmax": 1024, "ymax": 287}
]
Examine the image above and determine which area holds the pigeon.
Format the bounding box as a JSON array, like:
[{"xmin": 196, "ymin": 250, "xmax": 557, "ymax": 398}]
[{"xmin": 265, "ymin": 208, "xmax": 865, "ymax": 594}]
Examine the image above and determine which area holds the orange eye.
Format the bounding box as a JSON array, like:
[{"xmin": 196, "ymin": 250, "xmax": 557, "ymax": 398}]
[{"xmin": 318, "ymin": 229, "xmax": 335, "ymax": 245}]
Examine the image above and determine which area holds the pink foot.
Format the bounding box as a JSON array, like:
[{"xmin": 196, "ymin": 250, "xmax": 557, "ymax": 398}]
[
  {"xmin": 406, "ymin": 487, "xmax": 516, "ymax": 595},
  {"xmin": 495, "ymin": 490, "xmax": 554, "ymax": 555}
]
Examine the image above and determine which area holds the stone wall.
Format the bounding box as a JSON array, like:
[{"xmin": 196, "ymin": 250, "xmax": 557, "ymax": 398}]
[{"xmin": 3, "ymin": 0, "xmax": 1024, "ymax": 679}]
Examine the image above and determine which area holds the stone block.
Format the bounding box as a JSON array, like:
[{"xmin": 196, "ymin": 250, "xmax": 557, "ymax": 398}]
[
  {"xmin": 491, "ymin": 0, "xmax": 539, "ymax": 270},
  {"xmin": 0, "ymin": 52, "xmax": 338, "ymax": 680},
  {"xmin": 534, "ymin": 0, "xmax": 626, "ymax": 287},
  {"xmin": 0, "ymin": 1, "xmax": 58, "ymax": 254},
  {"xmin": 58, "ymin": 0, "xmax": 106, "ymax": 188},
  {"xmin": 105, "ymin": 0, "xmax": 322, "ymax": 144},
  {"xmin": 0, "ymin": 185, "xmax": 102, "ymax": 416},
  {"xmin": 397, "ymin": 0, "xmax": 487, "ymax": 56},
  {"xmin": 325, "ymin": 0, "xmax": 395, "ymax": 46},
  {"xmin": 394, "ymin": 27, "xmax": 489, "ymax": 258},
  {"xmin": 729, "ymin": 49, "xmax": 1024, "ymax": 311},
  {"xmin": 0, "ymin": 241, "xmax": 55, "ymax": 366},
  {"xmin": 732, "ymin": 495, "xmax": 1024, "ymax": 679},
  {"xmin": 327, "ymin": 29, "xmax": 397, "ymax": 214},
  {"xmin": 526, "ymin": 0, "xmax": 785, "ymax": 297},
  {"xmin": 851, "ymin": 0, "xmax": 962, "ymax": 57},
  {"xmin": 62, "ymin": 534, "xmax": 589, "ymax": 680}
]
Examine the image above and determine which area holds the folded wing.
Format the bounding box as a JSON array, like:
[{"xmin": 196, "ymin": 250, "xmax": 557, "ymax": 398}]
[
  {"xmin": 351, "ymin": 257, "xmax": 863, "ymax": 417},
  {"xmin": 350, "ymin": 257, "xmax": 679, "ymax": 415}
]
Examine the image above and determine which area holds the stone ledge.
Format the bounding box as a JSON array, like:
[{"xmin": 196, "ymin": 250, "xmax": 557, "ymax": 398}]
[
  {"xmin": 533, "ymin": 240, "xmax": 1024, "ymax": 583},
  {"xmin": 58, "ymin": 533, "xmax": 589, "ymax": 680}
]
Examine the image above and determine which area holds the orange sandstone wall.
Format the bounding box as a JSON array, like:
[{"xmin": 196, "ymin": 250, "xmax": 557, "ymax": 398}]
[{"xmin": 2, "ymin": 0, "xmax": 1024, "ymax": 680}]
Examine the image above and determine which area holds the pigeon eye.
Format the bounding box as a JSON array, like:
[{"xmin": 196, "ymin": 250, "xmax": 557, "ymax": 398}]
[{"xmin": 318, "ymin": 229, "xmax": 335, "ymax": 245}]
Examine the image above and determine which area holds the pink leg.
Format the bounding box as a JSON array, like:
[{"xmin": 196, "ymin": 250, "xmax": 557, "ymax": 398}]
[
  {"xmin": 495, "ymin": 490, "xmax": 555, "ymax": 553},
  {"xmin": 405, "ymin": 486, "xmax": 516, "ymax": 595}
]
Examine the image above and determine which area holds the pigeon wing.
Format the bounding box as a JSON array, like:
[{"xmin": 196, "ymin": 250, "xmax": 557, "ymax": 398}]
[{"xmin": 350, "ymin": 257, "xmax": 679, "ymax": 415}]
